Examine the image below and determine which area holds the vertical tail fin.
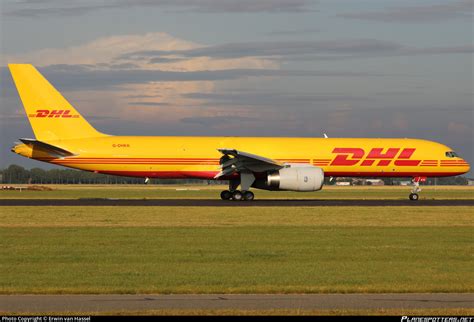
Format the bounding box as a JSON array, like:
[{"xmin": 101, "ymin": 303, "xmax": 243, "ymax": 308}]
[{"xmin": 9, "ymin": 64, "xmax": 107, "ymax": 142}]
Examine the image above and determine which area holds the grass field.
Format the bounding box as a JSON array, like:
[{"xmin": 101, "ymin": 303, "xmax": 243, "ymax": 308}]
[
  {"xmin": 1, "ymin": 184, "xmax": 473, "ymax": 199},
  {"xmin": 1, "ymin": 184, "xmax": 473, "ymax": 297},
  {"xmin": 2, "ymin": 225, "xmax": 472, "ymax": 294},
  {"xmin": 7, "ymin": 309, "xmax": 474, "ymax": 316}
]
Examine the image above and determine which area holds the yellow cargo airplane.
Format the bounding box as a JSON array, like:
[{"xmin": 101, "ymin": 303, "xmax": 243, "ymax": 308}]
[{"xmin": 9, "ymin": 64, "xmax": 470, "ymax": 201}]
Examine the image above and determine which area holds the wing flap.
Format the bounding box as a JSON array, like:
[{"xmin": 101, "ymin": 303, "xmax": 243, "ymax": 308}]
[
  {"xmin": 215, "ymin": 148, "xmax": 283, "ymax": 178},
  {"xmin": 218, "ymin": 149, "xmax": 283, "ymax": 167}
]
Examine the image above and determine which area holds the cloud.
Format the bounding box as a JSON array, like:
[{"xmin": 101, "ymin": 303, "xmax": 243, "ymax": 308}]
[
  {"xmin": 180, "ymin": 115, "xmax": 256, "ymax": 126},
  {"xmin": 448, "ymin": 121, "xmax": 472, "ymax": 136},
  {"xmin": 5, "ymin": 0, "xmax": 317, "ymax": 17},
  {"xmin": 409, "ymin": 45, "xmax": 474, "ymax": 55},
  {"xmin": 1, "ymin": 67, "xmax": 378, "ymax": 93},
  {"xmin": 4, "ymin": 32, "xmax": 198, "ymax": 67},
  {"xmin": 128, "ymin": 102, "xmax": 172, "ymax": 107},
  {"xmin": 4, "ymin": 32, "xmax": 276, "ymax": 72},
  {"xmin": 182, "ymin": 92, "xmax": 370, "ymax": 107},
  {"xmin": 123, "ymin": 94, "xmax": 162, "ymax": 99},
  {"xmin": 121, "ymin": 39, "xmax": 403, "ymax": 60},
  {"xmin": 121, "ymin": 39, "xmax": 474, "ymax": 63},
  {"xmin": 8, "ymin": 32, "xmax": 470, "ymax": 74},
  {"xmin": 2, "ymin": 32, "xmax": 277, "ymax": 123},
  {"xmin": 4, "ymin": 32, "xmax": 381, "ymax": 135},
  {"xmin": 338, "ymin": 0, "xmax": 473, "ymax": 23},
  {"xmin": 149, "ymin": 57, "xmax": 187, "ymax": 64},
  {"xmin": 266, "ymin": 28, "xmax": 321, "ymax": 36}
]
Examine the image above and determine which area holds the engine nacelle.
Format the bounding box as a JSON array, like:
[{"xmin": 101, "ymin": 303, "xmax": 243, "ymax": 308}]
[{"xmin": 265, "ymin": 166, "xmax": 324, "ymax": 192}]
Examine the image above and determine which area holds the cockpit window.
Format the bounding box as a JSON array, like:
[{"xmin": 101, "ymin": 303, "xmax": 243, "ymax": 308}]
[{"xmin": 445, "ymin": 151, "xmax": 460, "ymax": 158}]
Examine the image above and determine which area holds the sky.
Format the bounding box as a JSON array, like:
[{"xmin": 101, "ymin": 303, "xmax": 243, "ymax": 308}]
[{"xmin": 0, "ymin": 0, "xmax": 473, "ymax": 173}]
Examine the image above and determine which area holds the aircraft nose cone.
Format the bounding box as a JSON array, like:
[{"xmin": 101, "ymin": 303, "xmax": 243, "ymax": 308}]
[{"xmin": 463, "ymin": 160, "xmax": 471, "ymax": 173}]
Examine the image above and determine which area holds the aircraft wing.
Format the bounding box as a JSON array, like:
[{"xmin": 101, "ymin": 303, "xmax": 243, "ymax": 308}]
[{"xmin": 214, "ymin": 148, "xmax": 284, "ymax": 178}]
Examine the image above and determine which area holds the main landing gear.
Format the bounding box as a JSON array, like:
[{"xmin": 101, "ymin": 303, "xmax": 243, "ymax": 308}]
[
  {"xmin": 409, "ymin": 177, "xmax": 425, "ymax": 201},
  {"xmin": 220, "ymin": 190, "xmax": 254, "ymax": 201},
  {"xmin": 220, "ymin": 172, "xmax": 256, "ymax": 201}
]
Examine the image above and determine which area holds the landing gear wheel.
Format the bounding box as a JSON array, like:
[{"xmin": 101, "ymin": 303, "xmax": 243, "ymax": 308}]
[
  {"xmin": 409, "ymin": 177, "xmax": 423, "ymax": 201},
  {"xmin": 409, "ymin": 193, "xmax": 419, "ymax": 201},
  {"xmin": 232, "ymin": 190, "xmax": 243, "ymax": 201},
  {"xmin": 243, "ymin": 191, "xmax": 254, "ymax": 201},
  {"xmin": 220, "ymin": 190, "xmax": 232, "ymax": 200}
]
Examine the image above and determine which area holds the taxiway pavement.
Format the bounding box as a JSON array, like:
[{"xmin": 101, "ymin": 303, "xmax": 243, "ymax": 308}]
[
  {"xmin": 1, "ymin": 198, "xmax": 473, "ymax": 206},
  {"xmin": 1, "ymin": 293, "xmax": 473, "ymax": 313}
]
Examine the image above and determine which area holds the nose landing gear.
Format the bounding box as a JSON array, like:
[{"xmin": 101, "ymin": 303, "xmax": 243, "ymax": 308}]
[
  {"xmin": 409, "ymin": 177, "xmax": 426, "ymax": 201},
  {"xmin": 409, "ymin": 192, "xmax": 419, "ymax": 201}
]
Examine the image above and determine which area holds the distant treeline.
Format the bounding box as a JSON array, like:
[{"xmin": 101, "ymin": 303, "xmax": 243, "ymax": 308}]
[
  {"xmin": 0, "ymin": 164, "xmax": 210, "ymax": 185},
  {"xmin": 0, "ymin": 164, "xmax": 470, "ymax": 185}
]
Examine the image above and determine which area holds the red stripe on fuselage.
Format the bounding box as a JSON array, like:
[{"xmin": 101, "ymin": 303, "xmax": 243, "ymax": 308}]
[{"xmin": 91, "ymin": 170, "xmax": 467, "ymax": 179}]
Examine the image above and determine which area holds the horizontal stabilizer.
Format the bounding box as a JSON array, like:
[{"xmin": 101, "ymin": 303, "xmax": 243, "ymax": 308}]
[{"xmin": 20, "ymin": 138, "xmax": 75, "ymax": 158}]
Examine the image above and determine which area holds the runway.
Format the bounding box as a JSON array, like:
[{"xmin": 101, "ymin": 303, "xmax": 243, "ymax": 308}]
[
  {"xmin": 1, "ymin": 198, "xmax": 473, "ymax": 206},
  {"xmin": 1, "ymin": 294, "xmax": 473, "ymax": 313}
]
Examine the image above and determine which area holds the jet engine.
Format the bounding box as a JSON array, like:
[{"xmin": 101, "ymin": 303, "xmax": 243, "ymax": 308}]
[{"xmin": 253, "ymin": 165, "xmax": 324, "ymax": 191}]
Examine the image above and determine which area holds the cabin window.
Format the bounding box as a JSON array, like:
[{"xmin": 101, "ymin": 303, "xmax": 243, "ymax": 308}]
[{"xmin": 445, "ymin": 151, "xmax": 459, "ymax": 158}]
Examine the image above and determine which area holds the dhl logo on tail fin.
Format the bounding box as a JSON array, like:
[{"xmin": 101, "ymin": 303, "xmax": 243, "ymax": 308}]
[
  {"xmin": 9, "ymin": 64, "xmax": 107, "ymax": 142},
  {"xmin": 28, "ymin": 110, "xmax": 80, "ymax": 118}
]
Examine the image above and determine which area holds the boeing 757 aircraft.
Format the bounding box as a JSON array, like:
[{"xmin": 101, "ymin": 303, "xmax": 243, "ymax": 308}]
[{"xmin": 9, "ymin": 64, "xmax": 470, "ymax": 200}]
